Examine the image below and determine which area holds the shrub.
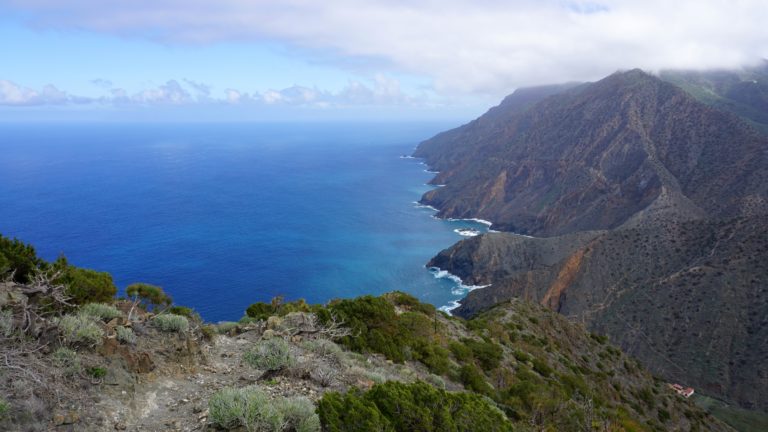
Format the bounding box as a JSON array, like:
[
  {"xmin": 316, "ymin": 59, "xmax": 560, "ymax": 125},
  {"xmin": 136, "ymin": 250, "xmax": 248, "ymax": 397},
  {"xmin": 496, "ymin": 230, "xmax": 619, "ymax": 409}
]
[
  {"xmin": 590, "ymin": 333, "xmax": 609, "ymax": 344},
  {"xmin": 80, "ymin": 303, "xmax": 121, "ymax": 321},
  {"xmin": 463, "ymin": 338, "xmax": 503, "ymax": 370},
  {"xmin": 201, "ymin": 324, "xmax": 217, "ymax": 341},
  {"xmin": 0, "ymin": 235, "xmax": 45, "ymax": 283},
  {"xmin": 513, "ymin": 350, "xmax": 531, "ymax": 363},
  {"xmin": 0, "ymin": 397, "xmax": 8, "ymax": 418},
  {"xmin": 87, "ymin": 366, "xmax": 107, "ymax": 379},
  {"xmin": 302, "ymin": 339, "xmax": 344, "ymax": 364},
  {"xmin": 115, "ymin": 326, "xmax": 136, "ymax": 344},
  {"xmin": 532, "ymin": 357, "xmax": 553, "ymax": 378},
  {"xmin": 57, "ymin": 314, "xmax": 104, "ymax": 346},
  {"xmin": 217, "ymin": 321, "xmax": 239, "ymax": 334},
  {"xmin": 658, "ymin": 407, "xmax": 671, "ymax": 422},
  {"xmin": 167, "ymin": 305, "xmax": 198, "ymax": 320},
  {"xmin": 246, "ymin": 302, "xmax": 274, "ymax": 320},
  {"xmin": 152, "ymin": 314, "xmax": 189, "ymax": 333},
  {"xmin": 244, "ymin": 338, "xmax": 295, "ymax": 371},
  {"xmin": 0, "ymin": 309, "xmax": 14, "ymax": 337},
  {"xmin": 208, "ymin": 387, "xmax": 243, "ymax": 429},
  {"xmin": 52, "ymin": 347, "xmax": 81, "ymax": 376},
  {"xmin": 326, "ymin": 295, "xmax": 404, "ymax": 362},
  {"xmin": 126, "ymin": 283, "xmax": 172, "ymax": 311},
  {"xmin": 310, "ymin": 365, "xmax": 337, "ymax": 387},
  {"xmin": 425, "ymin": 374, "xmax": 446, "ymax": 389},
  {"xmin": 276, "ymin": 396, "xmax": 321, "ymax": 432},
  {"xmin": 246, "ymin": 297, "xmax": 312, "ymax": 321},
  {"xmin": 318, "ymin": 390, "xmax": 390, "ymax": 432},
  {"xmin": 318, "ymin": 381, "xmax": 513, "ymax": 432},
  {"xmin": 459, "ymin": 364, "xmax": 494, "ymax": 396},
  {"xmin": 54, "ymin": 256, "xmax": 117, "ymax": 305},
  {"xmin": 387, "ymin": 291, "xmax": 436, "ymax": 315},
  {"xmin": 415, "ymin": 342, "xmax": 451, "ymax": 375},
  {"xmin": 449, "ymin": 341, "xmax": 473, "ymax": 362},
  {"xmin": 209, "ymin": 386, "xmax": 317, "ymax": 432}
]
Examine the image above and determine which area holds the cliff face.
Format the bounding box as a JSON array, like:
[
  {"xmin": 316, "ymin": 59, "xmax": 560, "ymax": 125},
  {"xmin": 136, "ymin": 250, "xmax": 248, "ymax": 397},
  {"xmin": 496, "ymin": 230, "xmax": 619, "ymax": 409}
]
[
  {"xmin": 415, "ymin": 70, "xmax": 768, "ymax": 236},
  {"xmin": 436, "ymin": 216, "xmax": 768, "ymax": 412},
  {"xmin": 416, "ymin": 69, "xmax": 768, "ymax": 414}
]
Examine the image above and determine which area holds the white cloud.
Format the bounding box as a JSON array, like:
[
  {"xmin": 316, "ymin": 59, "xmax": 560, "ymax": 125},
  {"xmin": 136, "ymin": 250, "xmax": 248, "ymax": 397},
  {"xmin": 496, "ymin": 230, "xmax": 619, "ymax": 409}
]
[
  {"xmin": 5, "ymin": 0, "xmax": 768, "ymax": 93},
  {"xmin": 0, "ymin": 80, "xmax": 71, "ymax": 106},
  {"xmin": 130, "ymin": 80, "xmax": 192, "ymax": 104}
]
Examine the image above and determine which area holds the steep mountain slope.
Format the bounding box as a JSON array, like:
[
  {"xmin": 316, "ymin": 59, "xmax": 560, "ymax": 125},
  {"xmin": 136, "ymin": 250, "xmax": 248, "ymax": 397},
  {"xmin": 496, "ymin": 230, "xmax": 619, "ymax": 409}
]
[
  {"xmin": 432, "ymin": 215, "xmax": 768, "ymax": 412},
  {"xmin": 660, "ymin": 61, "xmax": 768, "ymax": 133},
  {"xmin": 414, "ymin": 69, "xmax": 768, "ymax": 419},
  {"xmin": 415, "ymin": 69, "xmax": 768, "ymax": 236}
]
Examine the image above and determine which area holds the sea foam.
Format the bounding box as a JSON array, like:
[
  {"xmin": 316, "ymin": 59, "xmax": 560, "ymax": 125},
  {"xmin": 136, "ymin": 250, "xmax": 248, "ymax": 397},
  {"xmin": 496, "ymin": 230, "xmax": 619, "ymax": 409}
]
[{"xmin": 429, "ymin": 267, "xmax": 490, "ymax": 293}]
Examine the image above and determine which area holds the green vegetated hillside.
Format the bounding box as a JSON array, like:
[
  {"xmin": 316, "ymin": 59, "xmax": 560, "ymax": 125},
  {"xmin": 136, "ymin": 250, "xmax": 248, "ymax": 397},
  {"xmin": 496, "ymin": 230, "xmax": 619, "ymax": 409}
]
[
  {"xmin": 414, "ymin": 68, "xmax": 768, "ymax": 429},
  {"xmin": 0, "ymin": 235, "xmax": 729, "ymax": 431}
]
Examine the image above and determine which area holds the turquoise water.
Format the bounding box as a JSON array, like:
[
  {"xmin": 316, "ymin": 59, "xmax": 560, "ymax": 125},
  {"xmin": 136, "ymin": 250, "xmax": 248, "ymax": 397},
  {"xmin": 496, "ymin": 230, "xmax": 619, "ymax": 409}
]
[{"xmin": 0, "ymin": 122, "xmax": 487, "ymax": 321}]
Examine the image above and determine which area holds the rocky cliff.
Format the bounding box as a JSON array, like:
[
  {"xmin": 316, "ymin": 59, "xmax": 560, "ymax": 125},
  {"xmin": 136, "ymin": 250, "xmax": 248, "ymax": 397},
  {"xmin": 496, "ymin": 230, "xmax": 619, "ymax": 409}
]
[
  {"xmin": 415, "ymin": 69, "xmax": 768, "ymax": 236},
  {"xmin": 416, "ymin": 69, "xmax": 768, "ymax": 418}
]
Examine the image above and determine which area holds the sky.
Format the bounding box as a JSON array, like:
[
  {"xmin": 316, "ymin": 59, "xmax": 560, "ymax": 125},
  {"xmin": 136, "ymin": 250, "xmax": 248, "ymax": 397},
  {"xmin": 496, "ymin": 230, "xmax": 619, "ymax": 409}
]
[{"xmin": 1, "ymin": 0, "xmax": 767, "ymax": 121}]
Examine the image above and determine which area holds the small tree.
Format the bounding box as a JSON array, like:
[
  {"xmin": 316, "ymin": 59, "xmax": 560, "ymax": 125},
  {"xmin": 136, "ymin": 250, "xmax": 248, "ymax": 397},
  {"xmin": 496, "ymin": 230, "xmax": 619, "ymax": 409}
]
[{"xmin": 126, "ymin": 283, "xmax": 172, "ymax": 313}]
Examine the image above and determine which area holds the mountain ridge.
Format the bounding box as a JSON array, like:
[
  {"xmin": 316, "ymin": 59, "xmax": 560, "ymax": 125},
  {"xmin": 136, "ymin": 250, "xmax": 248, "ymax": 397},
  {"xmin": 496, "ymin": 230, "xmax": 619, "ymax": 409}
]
[{"xmin": 414, "ymin": 68, "xmax": 768, "ymax": 419}]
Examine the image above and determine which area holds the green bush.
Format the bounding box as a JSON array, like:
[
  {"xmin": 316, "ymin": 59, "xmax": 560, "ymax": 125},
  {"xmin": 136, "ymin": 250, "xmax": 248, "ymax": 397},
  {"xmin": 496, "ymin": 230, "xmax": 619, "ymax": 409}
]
[
  {"xmin": 115, "ymin": 326, "xmax": 136, "ymax": 344},
  {"xmin": 532, "ymin": 357, "xmax": 553, "ymax": 378},
  {"xmin": 209, "ymin": 386, "xmax": 318, "ymax": 432},
  {"xmin": 462, "ymin": 338, "xmax": 503, "ymax": 370},
  {"xmin": 325, "ymin": 295, "xmax": 408, "ymax": 362},
  {"xmin": 387, "ymin": 291, "xmax": 436, "ymax": 315},
  {"xmin": 245, "ymin": 297, "xmax": 313, "ymax": 321},
  {"xmin": 449, "ymin": 341, "xmax": 473, "ymax": 362},
  {"xmin": 513, "ymin": 350, "xmax": 531, "ymax": 363},
  {"xmin": 167, "ymin": 305, "xmax": 198, "ymax": 320},
  {"xmin": 126, "ymin": 283, "xmax": 172, "ymax": 311},
  {"xmin": 152, "ymin": 314, "xmax": 189, "ymax": 333},
  {"xmin": 414, "ymin": 342, "xmax": 451, "ymax": 375},
  {"xmin": 87, "ymin": 366, "xmax": 107, "ymax": 379},
  {"xmin": 245, "ymin": 302, "xmax": 275, "ymax": 321},
  {"xmin": 80, "ymin": 303, "xmax": 121, "ymax": 321},
  {"xmin": 244, "ymin": 338, "xmax": 295, "ymax": 371},
  {"xmin": 0, "ymin": 235, "xmax": 46, "ymax": 283},
  {"xmin": 57, "ymin": 314, "xmax": 104, "ymax": 346},
  {"xmin": 459, "ymin": 364, "xmax": 494, "ymax": 396},
  {"xmin": 54, "ymin": 256, "xmax": 117, "ymax": 305},
  {"xmin": 52, "ymin": 347, "xmax": 81, "ymax": 376},
  {"xmin": 318, "ymin": 381, "xmax": 513, "ymax": 432}
]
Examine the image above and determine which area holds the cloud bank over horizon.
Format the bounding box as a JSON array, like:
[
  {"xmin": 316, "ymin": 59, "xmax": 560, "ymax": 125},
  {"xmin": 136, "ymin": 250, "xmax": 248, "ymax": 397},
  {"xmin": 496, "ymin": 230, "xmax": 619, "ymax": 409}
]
[
  {"xmin": 0, "ymin": 76, "xmax": 425, "ymax": 110},
  {"xmin": 6, "ymin": 0, "xmax": 768, "ymax": 95}
]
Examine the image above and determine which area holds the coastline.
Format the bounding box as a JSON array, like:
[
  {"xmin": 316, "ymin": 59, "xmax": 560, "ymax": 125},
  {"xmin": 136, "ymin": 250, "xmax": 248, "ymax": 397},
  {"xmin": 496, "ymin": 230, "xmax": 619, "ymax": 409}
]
[
  {"xmin": 407, "ymin": 154, "xmax": 494, "ymax": 314},
  {"xmin": 429, "ymin": 267, "xmax": 491, "ymax": 313}
]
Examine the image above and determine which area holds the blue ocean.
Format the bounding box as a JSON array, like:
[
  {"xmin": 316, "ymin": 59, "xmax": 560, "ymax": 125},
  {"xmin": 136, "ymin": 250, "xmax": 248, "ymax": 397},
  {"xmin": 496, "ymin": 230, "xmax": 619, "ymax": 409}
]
[{"xmin": 0, "ymin": 122, "xmax": 488, "ymax": 321}]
